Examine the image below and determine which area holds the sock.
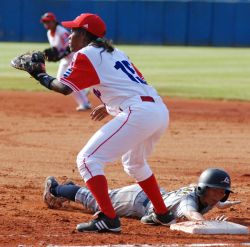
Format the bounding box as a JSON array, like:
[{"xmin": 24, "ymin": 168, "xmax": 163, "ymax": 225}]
[
  {"xmin": 138, "ymin": 174, "xmax": 168, "ymax": 215},
  {"xmin": 86, "ymin": 175, "xmax": 116, "ymax": 219},
  {"xmin": 52, "ymin": 184, "xmax": 81, "ymax": 201}
]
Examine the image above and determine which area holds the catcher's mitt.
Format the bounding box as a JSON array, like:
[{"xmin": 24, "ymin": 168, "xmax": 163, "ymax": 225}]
[
  {"xmin": 43, "ymin": 47, "xmax": 60, "ymax": 62},
  {"xmin": 11, "ymin": 51, "xmax": 46, "ymax": 79}
]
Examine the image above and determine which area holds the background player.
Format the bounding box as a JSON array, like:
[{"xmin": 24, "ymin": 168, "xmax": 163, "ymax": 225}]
[
  {"xmin": 40, "ymin": 12, "xmax": 91, "ymax": 111},
  {"xmin": 13, "ymin": 13, "xmax": 175, "ymax": 233},
  {"xmin": 43, "ymin": 168, "xmax": 241, "ymax": 224}
]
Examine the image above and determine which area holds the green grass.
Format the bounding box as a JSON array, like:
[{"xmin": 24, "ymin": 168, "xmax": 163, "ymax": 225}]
[{"xmin": 1, "ymin": 42, "xmax": 250, "ymax": 100}]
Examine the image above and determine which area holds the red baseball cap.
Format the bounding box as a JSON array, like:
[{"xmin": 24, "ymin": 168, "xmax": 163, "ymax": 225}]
[
  {"xmin": 61, "ymin": 13, "xmax": 106, "ymax": 38},
  {"xmin": 40, "ymin": 12, "xmax": 57, "ymax": 22}
]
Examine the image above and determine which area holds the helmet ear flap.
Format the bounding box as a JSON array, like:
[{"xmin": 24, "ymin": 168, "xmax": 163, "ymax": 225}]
[
  {"xmin": 197, "ymin": 186, "xmax": 207, "ymax": 196},
  {"xmin": 220, "ymin": 190, "xmax": 230, "ymax": 202}
]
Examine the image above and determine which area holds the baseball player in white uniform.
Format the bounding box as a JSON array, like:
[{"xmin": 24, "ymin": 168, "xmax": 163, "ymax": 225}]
[
  {"xmin": 40, "ymin": 12, "xmax": 91, "ymax": 111},
  {"xmin": 23, "ymin": 13, "xmax": 175, "ymax": 233},
  {"xmin": 43, "ymin": 168, "xmax": 240, "ymax": 222}
]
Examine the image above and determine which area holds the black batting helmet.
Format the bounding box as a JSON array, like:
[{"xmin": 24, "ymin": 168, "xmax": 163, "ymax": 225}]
[{"xmin": 196, "ymin": 168, "xmax": 233, "ymax": 202}]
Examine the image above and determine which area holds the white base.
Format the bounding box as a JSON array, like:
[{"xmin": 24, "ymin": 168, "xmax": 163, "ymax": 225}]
[{"xmin": 170, "ymin": 220, "xmax": 249, "ymax": 235}]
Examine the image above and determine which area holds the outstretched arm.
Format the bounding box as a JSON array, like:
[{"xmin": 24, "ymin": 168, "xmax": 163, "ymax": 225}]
[
  {"xmin": 216, "ymin": 200, "xmax": 241, "ymax": 209},
  {"xmin": 11, "ymin": 51, "xmax": 73, "ymax": 95},
  {"xmin": 184, "ymin": 210, "xmax": 205, "ymax": 221},
  {"xmin": 38, "ymin": 76, "xmax": 73, "ymax": 95}
]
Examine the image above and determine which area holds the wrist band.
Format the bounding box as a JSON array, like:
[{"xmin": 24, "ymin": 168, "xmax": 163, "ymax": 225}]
[{"xmin": 37, "ymin": 73, "xmax": 55, "ymax": 90}]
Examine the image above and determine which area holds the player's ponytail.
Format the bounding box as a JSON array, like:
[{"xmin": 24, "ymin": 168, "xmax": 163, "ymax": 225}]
[
  {"xmin": 80, "ymin": 29, "xmax": 114, "ymax": 53},
  {"xmin": 93, "ymin": 38, "xmax": 114, "ymax": 53}
]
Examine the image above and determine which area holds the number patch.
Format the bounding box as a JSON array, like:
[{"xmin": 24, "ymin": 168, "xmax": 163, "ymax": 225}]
[{"xmin": 114, "ymin": 60, "xmax": 147, "ymax": 84}]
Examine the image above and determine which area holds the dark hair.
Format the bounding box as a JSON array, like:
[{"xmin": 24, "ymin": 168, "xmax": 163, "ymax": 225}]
[{"xmin": 80, "ymin": 28, "xmax": 114, "ymax": 53}]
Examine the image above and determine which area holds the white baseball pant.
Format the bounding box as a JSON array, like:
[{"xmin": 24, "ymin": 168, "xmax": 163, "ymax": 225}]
[{"xmin": 77, "ymin": 97, "xmax": 169, "ymax": 182}]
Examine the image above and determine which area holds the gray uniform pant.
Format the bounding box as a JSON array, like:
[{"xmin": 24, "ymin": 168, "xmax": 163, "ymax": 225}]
[{"xmin": 75, "ymin": 184, "xmax": 150, "ymax": 218}]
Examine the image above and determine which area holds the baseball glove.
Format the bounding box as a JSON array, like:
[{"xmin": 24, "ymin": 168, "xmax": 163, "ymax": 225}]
[
  {"xmin": 43, "ymin": 47, "xmax": 60, "ymax": 62},
  {"xmin": 10, "ymin": 51, "xmax": 46, "ymax": 79}
]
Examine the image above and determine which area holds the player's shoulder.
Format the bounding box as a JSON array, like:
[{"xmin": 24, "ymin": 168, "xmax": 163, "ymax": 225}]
[
  {"xmin": 82, "ymin": 46, "xmax": 122, "ymax": 55},
  {"xmin": 71, "ymin": 48, "xmax": 94, "ymax": 65},
  {"xmin": 80, "ymin": 45, "xmax": 107, "ymax": 59},
  {"xmin": 75, "ymin": 45, "xmax": 129, "ymax": 65},
  {"xmin": 178, "ymin": 189, "xmax": 199, "ymax": 208},
  {"xmin": 176, "ymin": 185, "xmax": 196, "ymax": 194},
  {"xmin": 76, "ymin": 46, "xmax": 96, "ymax": 58},
  {"xmin": 183, "ymin": 188, "xmax": 200, "ymax": 205},
  {"xmin": 113, "ymin": 48, "xmax": 129, "ymax": 58},
  {"xmin": 170, "ymin": 185, "xmax": 197, "ymax": 202},
  {"xmin": 56, "ymin": 25, "xmax": 70, "ymax": 35}
]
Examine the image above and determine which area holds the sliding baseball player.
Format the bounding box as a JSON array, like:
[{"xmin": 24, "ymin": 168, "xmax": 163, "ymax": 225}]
[{"xmin": 43, "ymin": 168, "xmax": 240, "ymax": 223}]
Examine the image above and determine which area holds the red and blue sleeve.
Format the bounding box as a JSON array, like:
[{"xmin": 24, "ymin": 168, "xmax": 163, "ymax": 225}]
[{"xmin": 60, "ymin": 53, "xmax": 100, "ymax": 91}]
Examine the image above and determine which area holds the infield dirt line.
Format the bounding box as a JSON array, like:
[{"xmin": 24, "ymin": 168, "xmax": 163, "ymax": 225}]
[{"xmin": 45, "ymin": 243, "xmax": 250, "ymax": 247}]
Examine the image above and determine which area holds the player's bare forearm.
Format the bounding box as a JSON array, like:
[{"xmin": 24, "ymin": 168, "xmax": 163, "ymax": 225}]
[
  {"xmin": 184, "ymin": 211, "xmax": 205, "ymax": 221},
  {"xmin": 216, "ymin": 200, "xmax": 241, "ymax": 209},
  {"xmin": 49, "ymin": 79, "xmax": 73, "ymax": 95}
]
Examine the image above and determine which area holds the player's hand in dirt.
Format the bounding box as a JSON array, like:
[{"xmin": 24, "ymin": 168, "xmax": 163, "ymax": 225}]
[
  {"xmin": 90, "ymin": 105, "xmax": 109, "ymax": 121},
  {"xmin": 211, "ymin": 215, "xmax": 228, "ymax": 221},
  {"xmin": 216, "ymin": 200, "xmax": 241, "ymax": 209}
]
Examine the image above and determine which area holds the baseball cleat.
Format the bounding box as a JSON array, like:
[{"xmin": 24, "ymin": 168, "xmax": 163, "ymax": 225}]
[
  {"xmin": 141, "ymin": 210, "xmax": 176, "ymax": 226},
  {"xmin": 43, "ymin": 176, "xmax": 68, "ymax": 209},
  {"xmin": 76, "ymin": 212, "xmax": 121, "ymax": 233}
]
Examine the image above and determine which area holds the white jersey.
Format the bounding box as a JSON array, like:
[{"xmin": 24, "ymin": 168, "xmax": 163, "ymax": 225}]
[
  {"xmin": 64, "ymin": 44, "xmax": 168, "ymax": 184},
  {"xmin": 47, "ymin": 25, "xmax": 70, "ymax": 56},
  {"xmin": 61, "ymin": 46, "xmax": 160, "ymax": 116},
  {"xmin": 75, "ymin": 184, "xmax": 213, "ymax": 219},
  {"xmin": 47, "ymin": 24, "xmax": 74, "ymax": 79}
]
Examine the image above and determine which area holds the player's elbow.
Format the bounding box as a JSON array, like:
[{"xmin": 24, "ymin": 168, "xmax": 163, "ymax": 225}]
[
  {"xmin": 51, "ymin": 81, "xmax": 73, "ymax": 95},
  {"xmin": 61, "ymin": 88, "xmax": 72, "ymax": 95},
  {"xmin": 60, "ymin": 84, "xmax": 73, "ymax": 95},
  {"xmin": 55, "ymin": 83, "xmax": 72, "ymax": 95}
]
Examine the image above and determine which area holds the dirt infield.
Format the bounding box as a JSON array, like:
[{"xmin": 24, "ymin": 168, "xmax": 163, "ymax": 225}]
[{"xmin": 0, "ymin": 91, "xmax": 249, "ymax": 246}]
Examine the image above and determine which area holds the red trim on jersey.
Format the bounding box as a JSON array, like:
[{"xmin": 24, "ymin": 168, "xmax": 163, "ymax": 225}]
[
  {"xmin": 61, "ymin": 53, "xmax": 100, "ymax": 91},
  {"xmin": 83, "ymin": 107, "xmax": 132, "ymax": 178},
  {"xmin": 60, "ymin": 32, "xmax": 69, "ymax": 47},
  {"xmin": 132, "ymin": 63, "xmax": 145, "ymax": 80},
  {"xmin": 60, "ymin": 77, "xmax": 80, "ymax": 91}
]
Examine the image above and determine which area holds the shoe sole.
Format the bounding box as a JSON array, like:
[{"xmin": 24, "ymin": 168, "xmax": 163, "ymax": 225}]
[
  {"xmin": 76, "ymin": 227, "xmax": 121, "ymax": 233},
  {"xmin": 43, "ymin": 176, "xmax": 53, "ymax": 203},
  {"xmin": 141, "ymin": 221, "xmax": 160, "ymax": 226},
  {"xmin": 76, "ymin": 224, "xmax": 121, "ymax": 233}
]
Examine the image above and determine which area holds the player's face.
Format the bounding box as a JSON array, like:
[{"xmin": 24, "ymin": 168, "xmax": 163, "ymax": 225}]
[
  {"xmin": 43, "ymin": 21, "xmax": 56, "ymax": 30},
  {"xmin": 203, "ymin": 188, "xmax": 226, "ymax": 206},
  {"xmin": 69, "ymin": 29, "xmax": 86, "ymax": 52}
]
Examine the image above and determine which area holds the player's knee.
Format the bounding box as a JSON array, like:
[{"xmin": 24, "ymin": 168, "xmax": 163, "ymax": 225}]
[
  {"xmin": 76, "ymin": 151, "xmax": 105, "ymax": 181},
  {"xmin": 76, "ymin": 151, "xmax": 88, "ymax": 171}
]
